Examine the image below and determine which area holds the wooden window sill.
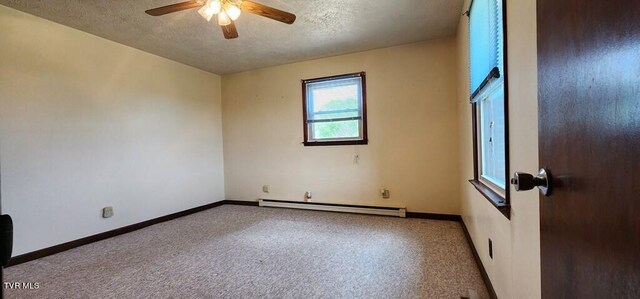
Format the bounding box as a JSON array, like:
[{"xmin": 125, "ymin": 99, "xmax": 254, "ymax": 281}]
[{"xmin": 469, "ymin": 180, "xmax": 511, "ymax": 219}]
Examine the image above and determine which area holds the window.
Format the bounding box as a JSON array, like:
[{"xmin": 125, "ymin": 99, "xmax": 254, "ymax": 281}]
[
  {"xmin": 478, "ymin": 80, "xmax": 506, "ymax": 189},
  {"xmin": 468, "ymin": 0, "xmax": 509, "ymax": 212},
  {"xmin": 302, "ymin": 72, "xmax": 367, "ymax": 146}
]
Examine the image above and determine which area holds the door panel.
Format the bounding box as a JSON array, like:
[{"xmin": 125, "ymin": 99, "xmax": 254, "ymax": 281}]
[
  {"xmin": 537, "ymin": 0, "xmax": 640, "ymax": 298},
  {"xmin": 1, "ymin": 160, "xmax": 3, "ymax": 298}
]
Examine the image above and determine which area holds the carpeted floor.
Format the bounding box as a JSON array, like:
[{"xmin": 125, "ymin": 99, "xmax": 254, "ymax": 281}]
[{"xmin": 4, "ymin": 205, "xmax": 489, "ymax": 299}]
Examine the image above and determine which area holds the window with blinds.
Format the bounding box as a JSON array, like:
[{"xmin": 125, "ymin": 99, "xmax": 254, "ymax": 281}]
[
  {"xmin": 469, "ymin": 0, "xmax": 507, "ymax": 191},
  {"xmin": 302, "ymin": 72, "xmax": 368, "ymax": 146}
]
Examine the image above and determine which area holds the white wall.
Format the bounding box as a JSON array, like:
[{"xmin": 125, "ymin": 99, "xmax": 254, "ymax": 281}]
[
  {"xmin": 222, "ymin": 39, "xmax": 461, "ymax": 214},
  {"xmin": 0, "ymin": 5, "xmax": 225, "ymax": 256},
  {"xmin": 456, "ymin": 0, "xmax": 541, "ymax": 298}
]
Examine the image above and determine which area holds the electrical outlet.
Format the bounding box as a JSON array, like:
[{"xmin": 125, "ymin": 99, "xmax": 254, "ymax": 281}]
[
  {"xmin": 381, "ymin": 188, "xmax": 390, "ymax": 199},
  {"xmin": 488, "ymin": 238, "xmax": 493, "ymax": 259},
  {"xmin": 304, "ymin": 191, "xmax": 312, "ymax": 201},
  {"xmin": 102, "ymin": 207, "xmax": 113, "ymax": 218},
  {"xmin": 262, "ymin": 185, "xmax": 269, "ymax": 193}
]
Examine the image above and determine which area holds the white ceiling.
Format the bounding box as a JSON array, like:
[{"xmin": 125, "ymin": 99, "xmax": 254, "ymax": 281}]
[{"xmin": 1, "ymin": 0, "xmax": 464, "ymax": 74}]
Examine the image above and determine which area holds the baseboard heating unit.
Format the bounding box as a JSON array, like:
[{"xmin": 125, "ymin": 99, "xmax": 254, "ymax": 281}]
[{"xmin": 258, "ymin": 199, "xmax": 406, "ymax": 218}]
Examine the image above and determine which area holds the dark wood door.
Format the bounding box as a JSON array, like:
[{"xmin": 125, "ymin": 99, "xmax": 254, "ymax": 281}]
[
  {"xmin": 537, "ymin": 0, "xmax": 640, "ymax": 298},
  {"xmin": 1, "ymin": 161, "xmax": 3, "ymax": 298},
  {"xmin": 1, "ymin": 161, "xmax": 3, "ymax": 299}
]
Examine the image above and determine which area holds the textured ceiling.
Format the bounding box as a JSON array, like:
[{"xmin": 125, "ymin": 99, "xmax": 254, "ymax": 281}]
[{"xmin": 1, "ymin": 0, "xmax": 464, "ymax": 74}]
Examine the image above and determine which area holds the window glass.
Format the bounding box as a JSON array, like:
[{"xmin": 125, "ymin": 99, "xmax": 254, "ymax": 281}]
[
  {"xmin": 303, "ymin": 73, "xmax": 367, "ymax": 145},
  {"xmin": 479, "ymin": 82, "xmax": 506, "ymax": 188}
]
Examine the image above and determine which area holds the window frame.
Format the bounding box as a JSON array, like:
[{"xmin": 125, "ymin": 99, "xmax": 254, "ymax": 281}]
[
  {"xmin": 301, "ymin": 72, "xmax": 368, "ymax": 147},
  {"xmin": 467, "ymin": 0, "xmax": 511, "ymax": 219}
]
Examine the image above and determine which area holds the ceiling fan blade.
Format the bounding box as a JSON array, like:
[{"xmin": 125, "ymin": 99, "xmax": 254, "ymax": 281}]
[
  {"xmin": 145, "ymin": 1, "xmax": 204, "ymax": 16},
  {"xmin": 241, "ymin": 1, "xmax": 296, "ymax": 24},
  {"xmin": 221, "ymin": 22, "xmax": 239, "ymax": 39}
]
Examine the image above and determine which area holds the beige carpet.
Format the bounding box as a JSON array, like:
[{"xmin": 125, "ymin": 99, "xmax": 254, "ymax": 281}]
[{"xmin": 4, "ymin": 205, "xmax": 489, "ymax": 298}]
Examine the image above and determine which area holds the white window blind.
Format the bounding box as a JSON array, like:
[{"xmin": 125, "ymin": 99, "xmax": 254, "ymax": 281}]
[{"xmin": 469, "ymin": 0, "xmax": 504, "ymax": 99}]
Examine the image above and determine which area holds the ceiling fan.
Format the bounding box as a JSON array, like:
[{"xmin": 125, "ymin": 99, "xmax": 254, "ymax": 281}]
[{"xmin": 145, "ymin": 0, "xmax": 296, "ymax": 39}]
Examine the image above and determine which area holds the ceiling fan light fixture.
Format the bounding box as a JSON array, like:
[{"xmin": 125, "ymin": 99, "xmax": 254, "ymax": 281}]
[
  {"xmin": 217, "ymin": 10, "xmax": 232, "ymax": 26},
  {"xmin": 208, "ymin": 0, "xmax": 222, "ymax": 14},
  {"xmin": 197, "ymin": 6, "xmax": 214, "ymax": 22},
  {"xmin": 198, "ymin": 0, "xmax": 222, "ymax": 21},
  {"xmin": 224, "ymin": 2, "xmax": 242, "ymax": 21}
]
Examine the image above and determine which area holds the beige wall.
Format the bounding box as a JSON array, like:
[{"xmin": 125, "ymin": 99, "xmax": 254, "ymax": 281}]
[
  {"xmin": 0, "ymin": 6, "xmax": 225, "ymax": 255},
  {"xmin": 456, "ymin": 0, "xmax": 541, "ymax": 298},
  {"xmin": 222, "ymin": 39, "xmax": 461, "ymax": 214}
]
